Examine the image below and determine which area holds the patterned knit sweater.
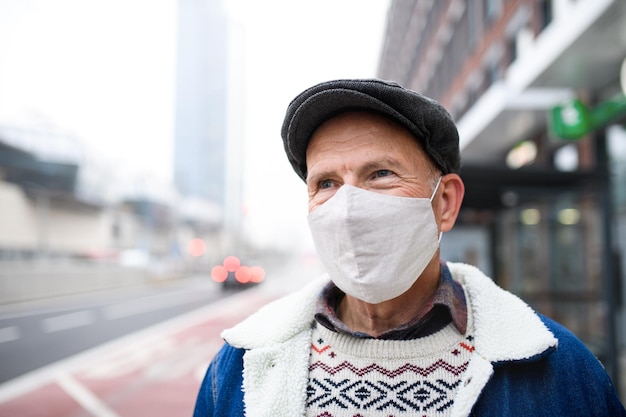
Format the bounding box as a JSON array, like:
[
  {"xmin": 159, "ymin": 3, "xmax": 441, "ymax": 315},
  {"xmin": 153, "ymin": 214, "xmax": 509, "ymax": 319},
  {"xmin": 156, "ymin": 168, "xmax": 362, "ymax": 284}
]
[{"xmin": 306, "ymin": 323, "xmax": 475, "ymax": 417}]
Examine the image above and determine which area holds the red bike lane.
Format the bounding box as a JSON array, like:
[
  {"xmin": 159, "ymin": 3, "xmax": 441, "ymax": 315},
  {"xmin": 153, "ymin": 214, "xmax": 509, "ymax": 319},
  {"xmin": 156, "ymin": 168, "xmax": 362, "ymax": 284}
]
[{"xmin": 0, "ymin": 288, "xmax": 280, "ymax": 417}]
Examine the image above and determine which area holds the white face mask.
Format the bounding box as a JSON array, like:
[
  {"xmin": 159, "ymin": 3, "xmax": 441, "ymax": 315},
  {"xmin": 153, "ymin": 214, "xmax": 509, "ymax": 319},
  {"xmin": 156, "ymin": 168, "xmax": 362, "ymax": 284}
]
[{"xmin": 307, "ymin": 179, "xmax": 441, "ymax": 304}]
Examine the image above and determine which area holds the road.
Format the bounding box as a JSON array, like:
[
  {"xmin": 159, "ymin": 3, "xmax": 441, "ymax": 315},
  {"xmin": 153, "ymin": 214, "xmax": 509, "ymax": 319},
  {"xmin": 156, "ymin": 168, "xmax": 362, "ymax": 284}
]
[
  {"xmin": 0, "ymin": 275, "xmax": 246, "ymax": 384},
  {"xmin": 0, "ymin": 257, "xmax": 324, "ymax": 417}
]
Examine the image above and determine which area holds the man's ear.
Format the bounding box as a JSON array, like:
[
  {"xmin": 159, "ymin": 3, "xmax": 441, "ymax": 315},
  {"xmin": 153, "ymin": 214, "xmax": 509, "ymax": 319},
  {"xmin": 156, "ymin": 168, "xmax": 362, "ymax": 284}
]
[{"xmin": 439, "ymin": 173, "xmax": 465, "ymax": 233}]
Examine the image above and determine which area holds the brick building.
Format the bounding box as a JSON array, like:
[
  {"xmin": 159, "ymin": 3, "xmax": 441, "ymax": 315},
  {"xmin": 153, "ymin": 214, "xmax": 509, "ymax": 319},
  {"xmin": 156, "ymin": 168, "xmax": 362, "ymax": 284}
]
[{"xmin": 378, "ymin": 0, "xmax": 626, "ymax": 394}]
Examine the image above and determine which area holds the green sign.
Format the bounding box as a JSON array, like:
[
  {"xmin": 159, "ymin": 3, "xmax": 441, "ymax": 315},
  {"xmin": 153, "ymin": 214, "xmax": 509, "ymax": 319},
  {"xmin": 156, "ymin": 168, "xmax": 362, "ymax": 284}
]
[{"xmin": 550, "ymin": 94, "xmax": 626, "ymax": 140}]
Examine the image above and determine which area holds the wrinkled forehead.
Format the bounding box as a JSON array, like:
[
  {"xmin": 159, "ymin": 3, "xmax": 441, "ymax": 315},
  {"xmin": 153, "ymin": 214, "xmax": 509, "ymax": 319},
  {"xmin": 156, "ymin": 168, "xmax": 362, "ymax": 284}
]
[{"xmin": 307, "ymin": 110, "xmax": 430, "ymax": 160}]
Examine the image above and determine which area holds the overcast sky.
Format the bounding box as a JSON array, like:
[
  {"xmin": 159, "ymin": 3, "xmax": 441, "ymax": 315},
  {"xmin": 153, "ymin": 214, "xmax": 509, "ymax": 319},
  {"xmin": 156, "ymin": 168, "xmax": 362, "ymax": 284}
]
[
  {"xmin": 0, "ymin": 0, "xmax": 391, "ymax": 250},
  {"xmin": 0, "ymin": 0, "xmax": 178, "ymax": 179}
]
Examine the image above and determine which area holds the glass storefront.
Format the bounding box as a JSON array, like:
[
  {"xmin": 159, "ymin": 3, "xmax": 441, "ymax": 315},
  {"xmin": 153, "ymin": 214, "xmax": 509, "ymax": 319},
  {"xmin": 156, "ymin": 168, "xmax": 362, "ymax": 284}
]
[
  {"xmin": 445, "ymin": 145, "xmax": 625, "ymax": 390},
  {"xmin": 497, "ymin": 190, "xmax": 607, "ymax": 357}
]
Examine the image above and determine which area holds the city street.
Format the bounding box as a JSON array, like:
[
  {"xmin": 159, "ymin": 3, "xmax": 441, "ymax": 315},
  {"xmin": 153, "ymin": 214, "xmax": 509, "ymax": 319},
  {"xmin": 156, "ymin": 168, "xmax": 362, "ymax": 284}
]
[
  {"xmin": 0, "ymin": 276, "xmax": 230, "ymax": 383},
  {"xmin": 0, "ymin": 258, "xmax": 323, "ymax": 417}
]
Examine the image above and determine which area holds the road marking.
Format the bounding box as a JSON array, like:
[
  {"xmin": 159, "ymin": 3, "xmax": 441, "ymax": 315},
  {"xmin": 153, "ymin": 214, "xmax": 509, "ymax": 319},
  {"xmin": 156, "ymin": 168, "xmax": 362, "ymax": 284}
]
[
  {"xmin": 102, "ymin": 292, "xmax": 197, "ymax": 320},
  {"xmin": 56, "ymin": 373, "xmax": 120, "ymax": 417},
  {"xmin": 41, "ymin": 310, "xmax": 96, "ymax": 333},
  {"xmin": 84, "ymin": 338, "xmax": 177, "ymax": 379},
  {"xmin": 0, "ymin": 326, "xmax": 20, "ymax": 344},
  {"xmin": 0, "ymin": 287, "xmax": 272, "ymax": 403}
]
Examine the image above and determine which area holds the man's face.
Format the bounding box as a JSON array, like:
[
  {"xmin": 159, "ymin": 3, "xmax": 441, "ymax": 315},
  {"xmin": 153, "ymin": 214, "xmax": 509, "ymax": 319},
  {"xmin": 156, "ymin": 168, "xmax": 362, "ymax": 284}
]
[{"xmin": 305, "ymin": 111, "xmax": 438, "ymax": 213}]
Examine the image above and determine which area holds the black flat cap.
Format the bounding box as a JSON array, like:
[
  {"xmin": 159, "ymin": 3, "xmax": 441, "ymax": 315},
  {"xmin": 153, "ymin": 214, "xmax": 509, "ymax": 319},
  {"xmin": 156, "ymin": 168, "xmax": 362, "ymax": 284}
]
[{"xmin": 281, "ymin": 78, "xmax": 460, "ymax": 181}]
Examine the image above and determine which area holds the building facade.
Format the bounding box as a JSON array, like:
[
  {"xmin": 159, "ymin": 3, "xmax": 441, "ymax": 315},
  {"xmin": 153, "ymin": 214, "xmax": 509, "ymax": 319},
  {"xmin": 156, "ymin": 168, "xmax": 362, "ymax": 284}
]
[{"xmin": 378, "ymin": 0, "xmax": 626, "ymax": 395}]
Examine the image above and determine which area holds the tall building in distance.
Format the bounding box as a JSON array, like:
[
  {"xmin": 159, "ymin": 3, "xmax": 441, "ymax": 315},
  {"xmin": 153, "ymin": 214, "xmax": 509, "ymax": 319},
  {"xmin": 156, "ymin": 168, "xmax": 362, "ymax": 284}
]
[{"xmin": 174, "ymin": 0, "xmax": 229, "ymax": 215}]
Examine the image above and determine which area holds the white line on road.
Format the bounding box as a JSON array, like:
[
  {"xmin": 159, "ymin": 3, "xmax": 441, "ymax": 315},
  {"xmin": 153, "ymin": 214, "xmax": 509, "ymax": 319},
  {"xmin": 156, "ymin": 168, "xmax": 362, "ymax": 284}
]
[
  {"xmin": 0, "ymin": 326, "xmax": 20, "ymax": 344},
  {"xmin": 0, "ymin": 285, "xmax": 272, "ymax": 403},
  {"xmin": 41, "ymin": 310, "xmax": 96, "ymax": 333},
  {"xmin": 55, "ymin": 373, "xmax": 120, "ymax": 417},
  {"xmin": 102, "ymin": 292, "xmax": 197, "ymax": 320}
]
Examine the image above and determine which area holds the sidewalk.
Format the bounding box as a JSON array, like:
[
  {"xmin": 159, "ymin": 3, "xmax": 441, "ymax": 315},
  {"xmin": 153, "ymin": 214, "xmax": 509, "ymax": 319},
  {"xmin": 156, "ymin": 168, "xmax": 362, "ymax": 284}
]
[{"xmin": 0, "ymin": 257, "xmax": 323, "ymax": 417}]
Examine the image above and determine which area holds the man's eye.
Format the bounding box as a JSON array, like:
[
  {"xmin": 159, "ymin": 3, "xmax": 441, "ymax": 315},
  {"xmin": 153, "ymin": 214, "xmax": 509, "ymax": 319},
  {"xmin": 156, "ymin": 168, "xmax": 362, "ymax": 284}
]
[
  {"xmin": 320, "ymin": 179, "xmax": 334, "ymax": 189},
  {"xmin": 373, "ymin": 169, "xmax": 392, "ymax": 178}
]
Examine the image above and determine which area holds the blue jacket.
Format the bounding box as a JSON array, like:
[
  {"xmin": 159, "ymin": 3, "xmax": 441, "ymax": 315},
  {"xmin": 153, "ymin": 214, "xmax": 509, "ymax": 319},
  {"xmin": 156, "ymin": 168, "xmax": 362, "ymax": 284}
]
[{"xmin": 193, "ymin": 263, "xmax": 625, "ymax": 416}]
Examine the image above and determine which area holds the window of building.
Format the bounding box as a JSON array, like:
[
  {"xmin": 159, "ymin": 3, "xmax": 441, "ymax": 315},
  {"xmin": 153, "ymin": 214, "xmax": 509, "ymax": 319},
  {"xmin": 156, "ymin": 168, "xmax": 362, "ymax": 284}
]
[
  {"xmin": 487, "ymin": 60, "xmax": 499, "ymax": 86},
  {"xmin": 505, "ymin": 35, "xmax": 517, "ymax": 65},
  {"xmin": 484, "ymin": 0, "xmax": 499, "ymax": 25},
  {"xmin": 539, "ymin": 0, "xmax": 553, "ymax": 31},
  {"xmin": 467, "ymin": 0, "xmax": 477, "ymax": 47}
]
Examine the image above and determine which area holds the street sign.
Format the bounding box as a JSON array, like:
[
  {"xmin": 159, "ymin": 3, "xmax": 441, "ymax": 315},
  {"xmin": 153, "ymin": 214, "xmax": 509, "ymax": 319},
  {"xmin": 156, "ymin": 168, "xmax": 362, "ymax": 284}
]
[
  {"xmin": 550, "ymin": 99, "xmax": 592, "ymax": 140},
  {"xmin": 550, "ymin": 94, "xmax": 626, "ymax": 140}
]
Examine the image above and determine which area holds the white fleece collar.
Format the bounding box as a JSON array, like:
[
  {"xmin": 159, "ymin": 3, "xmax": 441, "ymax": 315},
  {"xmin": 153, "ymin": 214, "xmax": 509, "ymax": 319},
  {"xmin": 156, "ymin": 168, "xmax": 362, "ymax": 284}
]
[
  {"xmin": 222, "ymin": 262, "xmax": 557, "ymax": 363},
  {"xmin": 449, "ymin": 262, "xmax": 557, "ymax": 362}
]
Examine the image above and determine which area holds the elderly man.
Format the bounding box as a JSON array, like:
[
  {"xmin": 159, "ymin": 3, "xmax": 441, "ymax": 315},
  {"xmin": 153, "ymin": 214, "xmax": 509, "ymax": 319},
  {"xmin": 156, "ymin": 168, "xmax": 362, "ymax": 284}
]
[{"xmin": 193, "ymin": 79, "xmax": 625, "ymax": 416}]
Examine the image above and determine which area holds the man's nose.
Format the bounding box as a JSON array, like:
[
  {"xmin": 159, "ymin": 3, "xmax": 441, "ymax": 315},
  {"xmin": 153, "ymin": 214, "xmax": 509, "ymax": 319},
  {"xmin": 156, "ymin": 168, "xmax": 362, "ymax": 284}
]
[{"xmin": 341, "ymin": 173, "xmax": 360, "ymax": 188}]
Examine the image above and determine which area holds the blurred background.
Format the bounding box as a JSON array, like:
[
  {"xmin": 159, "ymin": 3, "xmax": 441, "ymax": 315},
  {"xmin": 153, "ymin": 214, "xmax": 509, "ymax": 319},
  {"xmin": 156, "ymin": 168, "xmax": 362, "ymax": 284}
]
[{"xmin": 0, "ymin": 0, "xmax": 625, "ymax": 414}]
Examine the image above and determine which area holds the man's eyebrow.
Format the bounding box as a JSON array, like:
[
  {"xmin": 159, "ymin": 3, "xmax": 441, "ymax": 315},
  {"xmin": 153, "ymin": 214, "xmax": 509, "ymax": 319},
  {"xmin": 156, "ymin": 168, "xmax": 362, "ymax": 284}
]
[
  {"xmin": 358, "ymin": 157, "xmax": 404, "ymax": 174},
  {"xmin": 306, "ymin": 170, "xmax": 333, "ymax": 187}
]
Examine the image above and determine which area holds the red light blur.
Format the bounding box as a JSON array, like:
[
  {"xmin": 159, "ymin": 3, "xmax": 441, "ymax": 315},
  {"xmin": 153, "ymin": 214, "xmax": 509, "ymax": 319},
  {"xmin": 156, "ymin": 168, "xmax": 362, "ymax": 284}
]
[
  {"xmin": 188, "ymin": 238, "xmax": 206, "ymax": 257},
  {"xmin": 211, "ymin": 265, "xmax": 228, "ymax": 282},
  {"xmin": 213, "ymin": 255, "xmax": 265, "ymax": 285},
  {"xmin": 235, "ymin": 266, "xmax": 251, "ymax": 283},
  {"xmin": 250, "ymin": 266, "xmax": 265, "ymax": 283},
  {"xmin": 223, "ymin": 255, "xmax": 240, "ymax": 272}
]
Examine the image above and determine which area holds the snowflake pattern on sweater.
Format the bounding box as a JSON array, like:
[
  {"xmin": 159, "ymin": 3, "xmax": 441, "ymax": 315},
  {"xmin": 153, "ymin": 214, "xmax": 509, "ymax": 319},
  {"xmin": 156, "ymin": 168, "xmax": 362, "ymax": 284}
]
[{"xmin": 306, "ymin": 324, "xmax": 474, "ymax": 417}]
